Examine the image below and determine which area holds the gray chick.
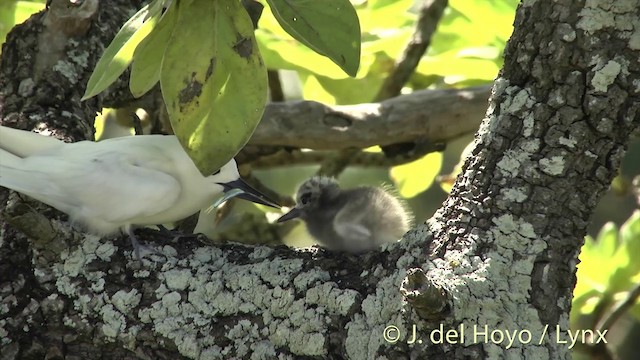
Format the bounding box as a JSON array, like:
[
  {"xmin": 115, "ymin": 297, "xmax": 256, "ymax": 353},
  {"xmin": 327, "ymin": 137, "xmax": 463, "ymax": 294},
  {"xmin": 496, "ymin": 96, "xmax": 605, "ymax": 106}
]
[{"xmin": 277, "ymin": 176, "xmax": 411, "ymax": 253}]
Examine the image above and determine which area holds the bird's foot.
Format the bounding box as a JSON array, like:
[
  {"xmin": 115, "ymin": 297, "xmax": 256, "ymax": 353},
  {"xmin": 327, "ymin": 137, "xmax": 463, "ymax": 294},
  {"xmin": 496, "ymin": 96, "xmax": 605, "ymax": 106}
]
[
  {"xmin": 128, "ymin": 229, "xmax": 164, "ymax": 260},
  {"xmin": 156, "ymin": 225, "xmax": 198, "ymax": 241}
]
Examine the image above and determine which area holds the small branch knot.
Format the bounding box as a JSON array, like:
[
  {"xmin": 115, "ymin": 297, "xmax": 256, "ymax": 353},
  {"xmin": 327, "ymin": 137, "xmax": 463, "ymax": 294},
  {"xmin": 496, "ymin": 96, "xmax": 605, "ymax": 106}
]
[{"xmin": 401, "ymin": 268, "xmax": 449, "ymax": 320}]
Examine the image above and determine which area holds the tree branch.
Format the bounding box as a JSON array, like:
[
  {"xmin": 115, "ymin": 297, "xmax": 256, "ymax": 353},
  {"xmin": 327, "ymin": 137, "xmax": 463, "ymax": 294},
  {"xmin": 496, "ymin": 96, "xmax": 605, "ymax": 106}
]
[{"xmin": 250, "ymin": 85, "xmax": 489, "ymax": 149}]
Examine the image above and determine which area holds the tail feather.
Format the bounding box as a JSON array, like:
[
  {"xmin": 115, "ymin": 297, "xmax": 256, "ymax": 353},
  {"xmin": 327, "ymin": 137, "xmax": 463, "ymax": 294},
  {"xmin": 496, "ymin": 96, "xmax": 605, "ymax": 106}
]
[
  {"xmin": 0, "ymin": 148, "xmax": 61, "ymax": 208},
  {"xmin": 0, "ymin": 125, "xmax": 65, "ymax": 157}
]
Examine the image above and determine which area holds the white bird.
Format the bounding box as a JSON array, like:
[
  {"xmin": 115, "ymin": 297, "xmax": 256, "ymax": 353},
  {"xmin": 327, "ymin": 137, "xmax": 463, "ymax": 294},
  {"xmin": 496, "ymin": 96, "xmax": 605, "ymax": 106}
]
[
  {"xmin": 277, "ymin": 176, "xmax": 411, "ymax": 253},
  {"xmin": 0, "ymin": 125, "xmax": 278, "ymax": 257}
]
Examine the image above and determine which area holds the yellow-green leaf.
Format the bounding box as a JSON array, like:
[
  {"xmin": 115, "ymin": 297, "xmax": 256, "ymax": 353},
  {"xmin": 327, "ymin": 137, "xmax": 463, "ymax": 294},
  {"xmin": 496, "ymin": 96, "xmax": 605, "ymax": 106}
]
[
  {"xmin": 130, "ymin": 0, "xmax": 178, "ymax": 97},
  {"xmin": 265, "ymin": 0, "xmax": 361, "ymax": 77},
  {"xmin": 390, "ymin": 152, "xmax": 442, "ymax": 198},
  {"xmin": 82, "ymin": 2, "xmax": 161, "ymax": 100},
  {"xmin": 160, "ymin": 0, "xmax": 267, "ymax": 174}
]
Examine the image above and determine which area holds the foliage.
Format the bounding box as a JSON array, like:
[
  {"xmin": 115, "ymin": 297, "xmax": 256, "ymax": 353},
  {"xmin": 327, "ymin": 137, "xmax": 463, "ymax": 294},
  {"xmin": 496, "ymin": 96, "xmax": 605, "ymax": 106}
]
[
  {"xmin": 257, "ymin": 0, "xmax": 517, "ymax": 197},
  {"xmin": 572, "ymin": 210, "xmax": 640, "ymax": 326},
  {"xmin": 0, "ymin": 0, "xmax": 518, "ymax": 197},
  {"xmin": 258, "ymin": 0, "xmax": 517, "ymax": 106},
  {"xmin": 82, "ymin": 0, "xmax": 360, "ymax": 174}
]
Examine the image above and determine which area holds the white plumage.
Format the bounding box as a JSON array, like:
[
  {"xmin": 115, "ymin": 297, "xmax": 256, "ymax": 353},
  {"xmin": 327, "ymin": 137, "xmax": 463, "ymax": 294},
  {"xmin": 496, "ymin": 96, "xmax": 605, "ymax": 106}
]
[{"xmin": 0, "ymin": 126, "xmax": 277, "ymax": 256}]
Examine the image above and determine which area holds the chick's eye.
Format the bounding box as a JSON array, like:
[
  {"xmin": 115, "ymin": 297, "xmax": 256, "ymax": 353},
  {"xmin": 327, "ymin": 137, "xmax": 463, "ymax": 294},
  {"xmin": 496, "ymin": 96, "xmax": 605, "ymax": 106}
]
[{"xmin": 300, "ymin": 193, "xmax": 312, "ymax": 205}]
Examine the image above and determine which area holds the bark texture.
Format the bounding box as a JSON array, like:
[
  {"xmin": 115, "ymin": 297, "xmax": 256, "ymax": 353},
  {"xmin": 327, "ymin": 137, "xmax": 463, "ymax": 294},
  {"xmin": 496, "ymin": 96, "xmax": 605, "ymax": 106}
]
[
  {"xmin": 429, "ymin": 0, "xmax": 640, "ymax": 358},
  {"xmin": 1, "ymin": 0, "xmax": 639, "ymax": 360}
]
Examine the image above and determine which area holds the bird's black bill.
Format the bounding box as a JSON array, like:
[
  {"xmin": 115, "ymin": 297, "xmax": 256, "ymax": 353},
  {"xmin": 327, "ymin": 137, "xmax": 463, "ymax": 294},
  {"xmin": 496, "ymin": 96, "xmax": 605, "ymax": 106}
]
[
  {"xmin": 221, "ymin": 179, "xmax": 280, "ymax": 208},
  {"xmin": 276, "ymin": 207, "xmax": 302, "ymax": 223}
]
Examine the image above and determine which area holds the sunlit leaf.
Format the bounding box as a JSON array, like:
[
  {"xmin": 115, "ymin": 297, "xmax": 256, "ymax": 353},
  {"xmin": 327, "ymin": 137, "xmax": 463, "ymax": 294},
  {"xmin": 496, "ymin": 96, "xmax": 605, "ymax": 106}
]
[
  {"xmin": 390, "ymin": 152, "xmax": 442, "ymax": 198},
  {"xmin": 82, "ymin": 2, "xmax": 162, "ymax": 100},
  {"xmin": 575, "ymin": 224, "xmax": 618, "ymax": 299},
  {"xmin": 608, "ymin": 211, "xmax": 640, "ymax": 291},
  {"xmin": 160, "ymin": 0, "xmax": 267, "ymax": 174},
  {"xmin": 265, "ymin": 0, "xmax": 361, "ymax": 76},
  {"xmin": 574, "ymin": 213, "xmax": 640, "ymax": 318},
  {"xmin": 129, "ymin": 0, "xmax": 178, "ymax": 97}
]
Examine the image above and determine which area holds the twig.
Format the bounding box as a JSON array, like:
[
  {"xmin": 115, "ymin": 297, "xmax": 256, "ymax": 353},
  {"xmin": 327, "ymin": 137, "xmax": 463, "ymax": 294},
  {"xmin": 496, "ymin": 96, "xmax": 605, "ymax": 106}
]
[
  {"xmin": 596, "ymin": 282, "xmax": 640, "ymax": 333},
  {"xmin": 374, "ymin": 0, "xmax": 449, "ymax": 102},
  {"xmin": 245, "ymin": 141, "xmax": 444, "ymax": 170},
  {"xmin": 317, "ymin": 148, "xmax": 360, "ymax": 177},
  {"xmin": 267, "ymin": 70, "xmax": 284, "ymax": 102}
]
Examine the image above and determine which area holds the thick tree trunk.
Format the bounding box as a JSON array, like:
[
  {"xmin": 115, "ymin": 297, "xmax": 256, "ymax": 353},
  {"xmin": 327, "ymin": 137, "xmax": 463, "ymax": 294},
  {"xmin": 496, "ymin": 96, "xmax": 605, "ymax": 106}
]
[
  {"xmin": 428, "ymin": 0, "xmax": 639, "ymax": 358},
  {"xmin": 1, "ymin": 1, "xmax": 638, "ymax": 360}
]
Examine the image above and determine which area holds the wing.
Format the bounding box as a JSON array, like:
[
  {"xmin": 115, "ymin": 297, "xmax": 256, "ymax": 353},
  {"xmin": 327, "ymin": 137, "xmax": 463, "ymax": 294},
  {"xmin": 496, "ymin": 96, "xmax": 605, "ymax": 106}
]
[
  {"xmin": 0, "ymin": 140, "xmax": 182, "ymax": 226},
  {"xmin": 332, "ymin": 196, "xmax": 372, "ymax": 242}
]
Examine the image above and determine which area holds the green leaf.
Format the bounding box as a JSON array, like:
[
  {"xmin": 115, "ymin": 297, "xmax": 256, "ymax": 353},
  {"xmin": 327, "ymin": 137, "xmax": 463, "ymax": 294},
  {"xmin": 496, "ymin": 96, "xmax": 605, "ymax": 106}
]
[
  {"xmin": 256, "ymin": 28, "xmax": 351, "ymax": 79},
  {"xmin": 389, "ymin": 152, "xmax": 442, "ymax": 198},
  {"xmin": 160, "ymin": 0, "xmax": 267, "ymax": 175},
  {"xmin": 82, "ymin": 2, "xmax": 162, "ymax": 100},
  {"xmin": 130, "ymin": 0, "xmax": 178, "ymax": 97},
  {"xmin": 265, "ymin": 0, "xmax": 361, "ymax": 77}
]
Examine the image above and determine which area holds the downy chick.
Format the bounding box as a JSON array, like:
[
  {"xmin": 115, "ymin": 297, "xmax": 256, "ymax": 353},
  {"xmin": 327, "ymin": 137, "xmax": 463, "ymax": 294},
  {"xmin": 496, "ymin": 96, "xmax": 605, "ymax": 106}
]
[{"xmin": 277, "ymin": 176, "xmax": 411, "ymax": 253}]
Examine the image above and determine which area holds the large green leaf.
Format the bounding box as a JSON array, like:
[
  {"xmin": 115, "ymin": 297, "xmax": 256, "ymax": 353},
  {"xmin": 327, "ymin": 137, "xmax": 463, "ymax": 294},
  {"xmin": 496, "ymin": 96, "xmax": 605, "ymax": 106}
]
[
  {"xmin": 160, "ymin": 0, "xmax": 267, "ymax": 175},
  {"xmin": 82, "ymin": 2, "xmax": 162, "ymax": 100},
  {"xmin": 129, "ymin": 1, "xmax": 179, "ymax": 97},
  {"xmin": 265, "ymin": 0, "xmax": 361, "ymax": 77}
]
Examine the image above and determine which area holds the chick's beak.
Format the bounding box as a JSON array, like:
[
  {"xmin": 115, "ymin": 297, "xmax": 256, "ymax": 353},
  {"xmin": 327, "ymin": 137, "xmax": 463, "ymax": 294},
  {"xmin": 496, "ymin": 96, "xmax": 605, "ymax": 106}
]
[
  {"xmin": 276, "ymin": 207, "xmax": 302, "ymax": 223},
  {"xmin": 218, "ymin": 179, "xmax": 281, "ymax": 208}
]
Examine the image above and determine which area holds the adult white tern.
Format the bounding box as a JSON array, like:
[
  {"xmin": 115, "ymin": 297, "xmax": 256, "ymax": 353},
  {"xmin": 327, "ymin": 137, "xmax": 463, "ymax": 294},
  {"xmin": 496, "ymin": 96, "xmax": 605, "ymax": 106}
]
[{"xmin": 0, "ymin": 125, "xmax": 279, "ymax": 257}]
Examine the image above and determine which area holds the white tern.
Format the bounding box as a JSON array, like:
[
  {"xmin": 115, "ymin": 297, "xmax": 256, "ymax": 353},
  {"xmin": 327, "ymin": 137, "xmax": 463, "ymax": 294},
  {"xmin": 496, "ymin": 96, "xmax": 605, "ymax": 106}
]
[
  {"xmin": 277, "ymin": 176, "xmax": 411, "ymax": 253},
  {"xmin": 0, "ymin": 125, "xmax": 279, "ymax": 257}
]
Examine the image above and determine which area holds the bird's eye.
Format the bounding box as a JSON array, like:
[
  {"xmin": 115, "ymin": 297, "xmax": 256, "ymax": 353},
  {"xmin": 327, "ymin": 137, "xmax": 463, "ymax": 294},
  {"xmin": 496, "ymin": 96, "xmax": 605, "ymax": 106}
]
[
  {"xmin": 300, "ymin": 193, "xmax": 312, "ymax": 205},
  {"xmin": 212, "ymin": 169, "xmax": 221, "ymax": 176}
]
